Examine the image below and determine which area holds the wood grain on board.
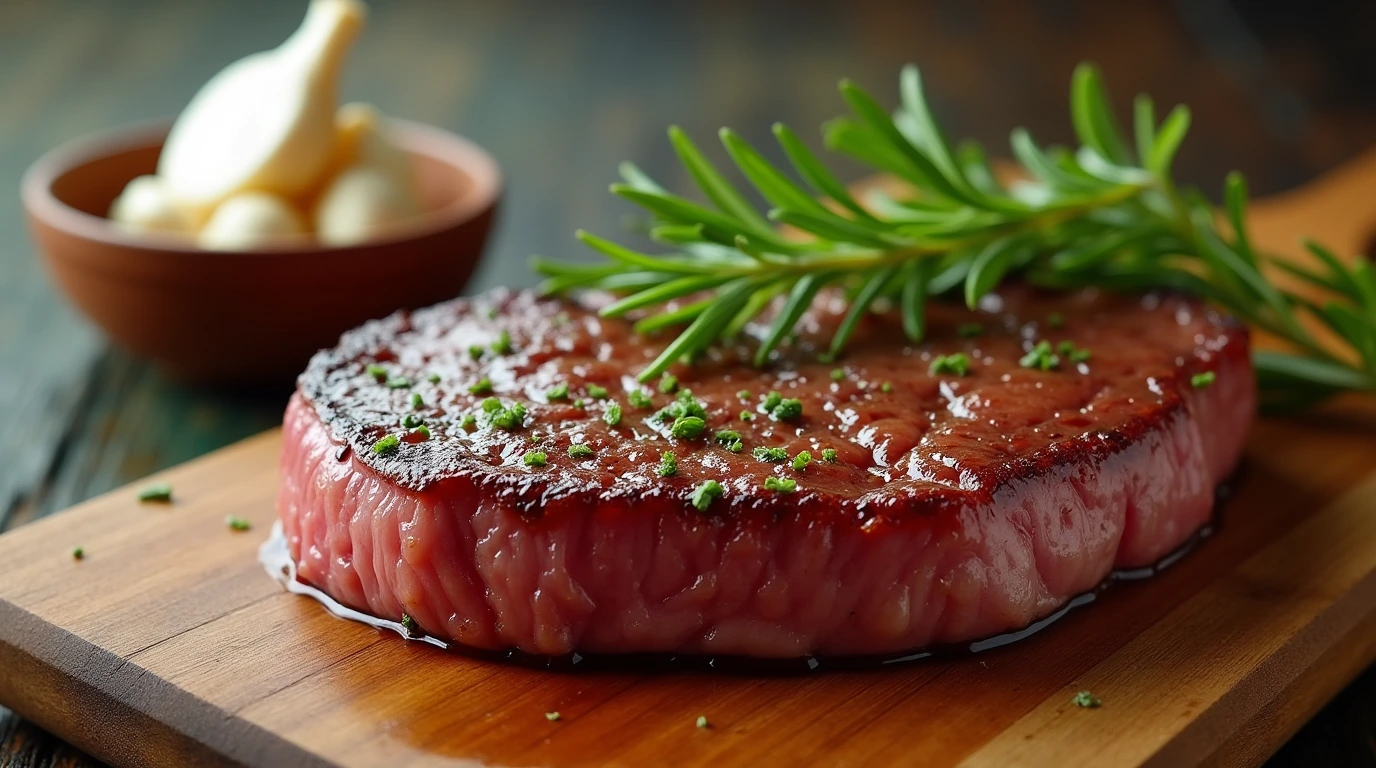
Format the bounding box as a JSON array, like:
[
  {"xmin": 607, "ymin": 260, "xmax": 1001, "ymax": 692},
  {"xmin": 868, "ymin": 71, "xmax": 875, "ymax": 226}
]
[{"xmin": 1, "ymin": 146, "xmax": 1376, "ymax": 768}]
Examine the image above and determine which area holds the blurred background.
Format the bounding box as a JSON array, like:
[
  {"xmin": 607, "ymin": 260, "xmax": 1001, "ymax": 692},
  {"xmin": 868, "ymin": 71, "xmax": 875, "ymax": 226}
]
[{"xmin": 1, "ymin": 0, "xmax": 1374, "ymax": 765}]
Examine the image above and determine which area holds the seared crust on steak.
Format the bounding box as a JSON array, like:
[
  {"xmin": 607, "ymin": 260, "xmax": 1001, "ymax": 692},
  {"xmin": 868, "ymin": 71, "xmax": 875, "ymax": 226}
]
[{"xmin": 296, "ymin": 286, "xmax": 1249, "ymax": 525}]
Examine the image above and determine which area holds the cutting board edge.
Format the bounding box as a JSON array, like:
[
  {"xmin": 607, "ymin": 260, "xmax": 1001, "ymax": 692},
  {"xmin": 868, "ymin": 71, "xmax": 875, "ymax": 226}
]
[{"xmin": 0, "ymin": 596, "xmax": 332, "ymax": 768}]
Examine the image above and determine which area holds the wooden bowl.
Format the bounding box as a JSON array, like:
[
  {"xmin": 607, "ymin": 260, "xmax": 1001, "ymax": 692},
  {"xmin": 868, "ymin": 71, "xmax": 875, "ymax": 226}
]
[{"xmin": 22, "ymin": 120, "xmax": 500, "ymax": 383}]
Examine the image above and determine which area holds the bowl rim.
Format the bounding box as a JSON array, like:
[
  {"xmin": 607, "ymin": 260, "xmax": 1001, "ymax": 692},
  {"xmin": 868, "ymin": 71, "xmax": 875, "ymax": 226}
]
[{"xmin": 21, "ymin": 117, "xmax": 502, "ymax": 256}]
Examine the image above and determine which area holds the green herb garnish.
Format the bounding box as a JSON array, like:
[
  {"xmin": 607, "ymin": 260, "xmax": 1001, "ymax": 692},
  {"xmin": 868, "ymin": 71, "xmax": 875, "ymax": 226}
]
[
  {"xmin": 714, "ymin": 429, "xmax": 741, "ymax": 445},
  {"xmin": 573, "ymin": 398, "xmax": 586, "ymax": 409},
  {"xmin": 372, "ymin": 434, "xmax": 401, "ymax": 455},
  {"xmin": 72, "ymin": 546, "xmax": 84, "ymax": 560},
  {"xmin": 226, "ymin": 515, "xmax": 252, "ymax": 532},
  {"xmin": 385, "ymin": 376, "xmax": 412, "ymax": 390},
  {"xmin": 491, "ymin": 330, "xmax": 514, "ymax": 355},
  {"xmin": 604, "ymin": 403, "xmax": 623, "ymax": 426},
  {"xmin": 468, "ymin": 345, "xmax": 484, "ymax": 361},
  {"xmin": 1020, "ymin": 340, "xmax": 1062, "ymax": 371},
  {"xmin": 468, "ymin": 377, "xmax": 493, "ymax": 395},
  {"xmin": 670, "ymin": 416, "xmax": 706, "ymax": 439},
  {"xmin": 658, "ymin": 374, "xmax": 679, "ymax": 394},
  {"xmin": 930, "ymin": 353, "xmax": 971, "ymax": 377},
  {"xmin": 410, "ymin": 393, "xmax": 425, "ymax": 409},
  {"xmin": 763, "ymin": 476, "xmax": 797, "ymax": 493},
  {"xmin": 487, "ymin": 401, "xmax": 528, "ymax": 430},
  {"xmin": 627, "ymin": 389, "xmax": 653, "ymax": 408},
  {"xmin": 880, "ymin": 381, "xmax": 894, "ymax": 393},
  {"xmin": 771, "ymin": 397, "xmax": 803, "ymax": 420},
  {"xmin": 401, "ymin": 413, "xmax": 424, "ymax": 429},
  {"xmin": 1048, "ymin": 313, "xmax": 1065, "ymax": 329},
  {"xmin": 830, "ymin": 368, "xmax": 846, "ymax": 382},
  {"xmin": 586, "ymin": 383, "xmax": 609, "ymax": 400},
  {"xmin": 1191, "ymin": 371, "xmax": 1217, "ymax": 389},
  {"xmin": 1072, "ymin": 690, "xmax": 1101, "ymax": 708},
  {"xmin": 690, "ymin": 480, "xmax": 724, "ymax": 511},
  {"xmin": 739, "ymin": 410, "xmax": 754, "ymax": 421},
  {"xmin": 736, "ymin": 389, "xmax": 752, "ymax": 400},
  {"xmin": 546, "ymin": 383, "xmax": 570, "ymax": 401},
  {"xmin": 413, "ymin": 425, "xmax": 431, "ymax": 440},
  {"xmin": 531, "ymin": 63, "xmax": 1376, "ymax": 410},
  {"xmin": 568, "ymin": 444, "xmax": 595, "ymax": 458},
  {"xmin": 792, "ymin": 451, "xmax": 812, "ymax": 471},
  {"xmin": 137, "ymin": 483, "xmax": 173, "ymax": 503},
  {"xmin": 400, "ymin": 613, "xmax": 419, "ymax": 637},
  {"xmin": 365, "ymin": 363, "xmax": 388, "ymax": 380},
  {"xmin": 958, "ymin": 323, "xmax": 984, "ymax": 338},
  {"xmin": 460, "ymin": 414, "xmax": 477, "ymax": 430},
  {"xmin": 522, "ymin": 451, "xmax": 548, "ymax": 467},
  {"xmin": 821, "ymin": 448, "xmax": 838, "ymax": 463},
  {"xmin": 1057, "ymin": 341, "xmax": 1093, "ymax": 363},
  {"xmin": 658, "ymin": 451, "xmax": 678, "ymax": 477},
  {"xmin": 762, "ymin": 391, "xmax": 783, "ymax": 412},
  {"xmin": 752, "ymin": 446, "xmax": 788, "ymax": 463},
  {"xmin": 427, "ymin": 372, "xmax": 441, "ymax": 384}
]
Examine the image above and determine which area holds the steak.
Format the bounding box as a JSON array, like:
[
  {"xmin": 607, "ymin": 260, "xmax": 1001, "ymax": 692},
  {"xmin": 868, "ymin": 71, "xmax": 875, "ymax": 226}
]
[{"xmin": 277, "ymin": 286, "xmax": 1254, "ymax": 658}]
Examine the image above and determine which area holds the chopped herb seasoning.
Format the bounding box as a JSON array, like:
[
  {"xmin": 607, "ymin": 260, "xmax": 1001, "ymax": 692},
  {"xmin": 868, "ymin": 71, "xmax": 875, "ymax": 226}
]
[
  {"xmin": 372, "ymin": 434, "xmax": 401, "ymax": 455},
  {"xmin": 573, "ymin": 397, "xmax": 587, "ymax": 409},
  {"xmin": 400, "ymin": 613, "xmax": 419, "ymax": 637},
  {"xmin": 522, "ymin": 451, "xmax": 548, "ymax": 467},
  {"xmin": 226, "ymin": 515, "xmax": 252, "ymax": 531},
  {"xmin": 696, "ymin": 715, "xmax": 710, "ymax": 729},
  {"xmin": 1191, "ymin": 371, "xmax": 1216, "ymax": 389},
  {"xmin": 830, "ymin": 368, "xmax": 846, "ymax": 382},
  {"xmin": 658, "ymin": 451, "xmax": 678, "ymax": 477},
  {"xmin": 604, "ymin": 403, "xmax": 623, "ymax": 426},
  {"xmin": 792, "ymin": 451, "xmax": 812, "ymax": 471},
  {"xmin": 529, "ymin": 434, "xmax": 542, "ymax": 443},
  {"xmin": 762, "ymin": 390, "xmax": 783, "ymax": 412},
  {"xmin": 546, "ymin": 382, "xmax": 570, "ymax": 401},
  {"xmin": 627, "ymin": 389, "xmax": 653, "ymax": 408},
  {"xmin": 670, "ymin": 416, "xmax": 706, "ymax": 439},
  {"xmin": 1055, "ymin": 341, "xmax": 1092, "ymax": 363},
  {"xmin": 481, "ymin": 397, "xmax": 502, "ymax": 413},
  {"xmin": 1072, "ymin": 690, "xmax": 1101, "ymax": 708},
  {"xmin": 958, "ymin": 322, "xmax": 984, "ymax": 338},
  {"xmin": 880, "ymin": 382, "xmax": 894, "ymax": 393},
  {"xmin": 929, "ymin": 353, "xmax": 971, "ymax": 377},
  {"xmin": 771, "ymin": 397, "xmax": 803, "ymax": 420},
  {"xmin": 753, "ymin": 446, "xmax": 789, "ymax": 463},
  {"xmin": 427, "ymin": 372, "xmax": 441, "ymax": 384},
  {"xmin": 468, "ymin": 377, "xmax": 494, "ymax": 395},
  {"xmin": 468, "ymin": 345, "xmax": 484, "ymax": 360},
  {"xmin": 1048, "ymin": 312, "xmax": 1065, "ymax": 329},
  {"xmin": 386, "ymin": 376, "xmax": 412, "ymax": 389},
  {"xmin": 460, "ymin": 414, "xmax": 477, "ymax": 430},
  {"xmin": 737, "ymin": 389, "xmax": 752, "ymax": 400},
  {"xmin": 586, "ymin": 383, "xmax": 609, "ymax": 400},
  {"xmin": 568, "ymin": 444, "xmax": 595, "ymax": 459},
  {"xmin": 821, "ymin": 448, "xmax": 838, "ymax": 463},
  {"xmin": 485, "ymin": 306, "xmax": 500, "ymax": 320},
  {"xmin": 1019, "ymin": 340, "xmax": 1062, "ymax": 371},
  {"xmin": 412, "ymin": 424, "xmax": 431, "ymax": 440},
  {"xmin": 487, "ymin": 401, "xmax": 528, "ymax": 430},
  {"xmin": 491, "ymin": 330, "xmax": 514, "ymax": 355},
  {"xmin": 739, "ymin": 410, "xmax": 754, "ymax": 421},
  {"xmin": 410, "ymin": 392, "xmax": 425, "ymax": 409},
  {"xmin": 763, "ymin": 476, "xmax": 797, "ymax": 493},
  {"xmin": 137, "ymin": 483, "xmax": 173, "ymax": 503},
  {"xmin": 545, "ymin": 712, "xmax": 561, "ymax": 722},
  {"xmin": 691, "ymin": 480, "xmax": 724, "ymax": 511},
  {"xmin": 401, "ymin": 413, "xmax": 424, "ymax": 429},
  {"xmin": 365, "ymin": 363, "xmax": 388, "ymax": 380},
  {"xmin": 725, "ymin": 439, "xmax": 744, "ymax": 453},
  {"xmin": 72, "ymin": 546, "xmax": 84, "ymax": 560},
  {"xmin": 714, "ymin": 430, "xmax": 741, "ymax": 446},
  {"xmin": 659, "ymin": 374, "xmax": 679, "ymax": 394}
]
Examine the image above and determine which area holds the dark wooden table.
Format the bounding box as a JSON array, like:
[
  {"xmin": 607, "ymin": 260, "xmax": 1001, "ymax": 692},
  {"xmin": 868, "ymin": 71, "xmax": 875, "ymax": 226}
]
[{"xmin": 2, "ymin": 0, "xmax": 1374, "ymax": 765}]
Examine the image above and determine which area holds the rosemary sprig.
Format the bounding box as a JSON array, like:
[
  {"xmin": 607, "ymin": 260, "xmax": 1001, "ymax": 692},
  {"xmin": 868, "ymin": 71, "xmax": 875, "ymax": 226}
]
[{"xmin": 534, "ymin": 64, "xmax": 1376, "ymax": 409}]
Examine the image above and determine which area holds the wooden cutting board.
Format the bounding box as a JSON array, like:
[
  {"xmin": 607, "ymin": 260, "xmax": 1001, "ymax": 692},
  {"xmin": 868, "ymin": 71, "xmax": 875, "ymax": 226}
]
[{"xmin": 4, "ymin": 151, "xmax": 1376, "ymax": 768}]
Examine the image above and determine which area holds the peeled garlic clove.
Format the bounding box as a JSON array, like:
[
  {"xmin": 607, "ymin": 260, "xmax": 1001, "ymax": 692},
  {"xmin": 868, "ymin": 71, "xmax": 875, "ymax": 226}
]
[
  {"xmin": 335, "ymin": 103, "xmax": 415, "ymax": 186},
  {"xmin": 198, "ymin": 192, "xmax": 307, "ymax": 250},
  {"xmin": 158, "ymin": 0, "xmax": 368, "ymax": 211},
  {"xmin": 108, "ymin": 175, "xmax": 193, "ymax": 234},
  {"xmin": 314, "ymin": 166, "xmax": 419, "ymax": 246}
]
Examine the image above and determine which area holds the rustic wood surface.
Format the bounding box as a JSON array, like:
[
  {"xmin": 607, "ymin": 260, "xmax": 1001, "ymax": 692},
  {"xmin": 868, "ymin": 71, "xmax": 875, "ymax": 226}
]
[{"xmin": 1, "ymin": 0, "xmax": 1374, "ymax": 765}]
